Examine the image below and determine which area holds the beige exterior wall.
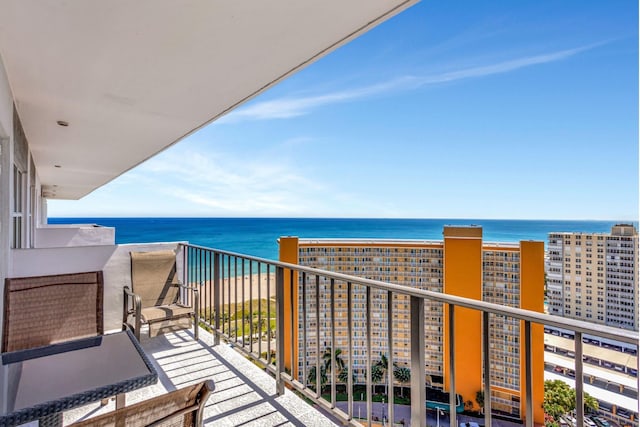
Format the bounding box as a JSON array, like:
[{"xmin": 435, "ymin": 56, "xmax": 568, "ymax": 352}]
[
  {"xmin": 297, "ymin": 241, "xmax": 445, "ymax": 382},
  {"xmin": 287, "ymin": 229, "xmax": 545, "ymax": 422}
]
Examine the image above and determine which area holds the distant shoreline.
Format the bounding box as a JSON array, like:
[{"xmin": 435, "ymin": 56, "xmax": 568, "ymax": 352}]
[{"xmin": 190, "ymin": 272, "xmax": 276, "ymax": 307}]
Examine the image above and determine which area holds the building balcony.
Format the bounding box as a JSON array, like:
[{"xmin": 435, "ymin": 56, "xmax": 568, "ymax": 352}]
[
  {"xmin": 7, "ymin": 242, "xmax": 639, "ymax": 427},
  {"xmin": 63, "ymin": 327, "xmax": 339, "ymax": 427}
]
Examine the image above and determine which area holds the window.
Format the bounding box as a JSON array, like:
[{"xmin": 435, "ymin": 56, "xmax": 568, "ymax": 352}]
[{"xmin": 11, "ymin": 164, "xmax": 25, "ymax": 249}]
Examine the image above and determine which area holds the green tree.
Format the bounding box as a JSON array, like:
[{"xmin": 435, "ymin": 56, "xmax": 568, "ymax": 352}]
[
  {"xmin": 475, "ymin": 390, "xmax": 484, "ymax": 414},
  {"xmin": 543, "ymin": 380, "xmax": 598, "ymax": 423},
  {"xmin": 368, "ymin": 364, "xmax": 384, "ymax": 385},
  {"xmin": 584, "ymin": 394, "xmax": 599, "ymax": 414},
  {"xmin": 375, "ymin": 353, "xmax": 397, "ymax": 396},
  {"xmin": 308, "ymin": 365, "xmax": 327, "ymax": 391},
  {"xmin": 338, "ymin": 366, "xmax": 356, "ymax": 385},
  {"xmin": 322, "ymin": 347, "xmax": 345, "ymax": 376},
  {"xmin": 393, "ymin": 366, "xmax": 411, "ymax": 397}
]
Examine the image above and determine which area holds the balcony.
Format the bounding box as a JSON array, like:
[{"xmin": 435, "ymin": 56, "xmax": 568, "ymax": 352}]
[
  {"xmin": 63, "ymin": 328, "xmax": 339, "ymax": 427},
  {"xmin": 9, "ymin": 242, "xmax": 639, "ymax": 427}
]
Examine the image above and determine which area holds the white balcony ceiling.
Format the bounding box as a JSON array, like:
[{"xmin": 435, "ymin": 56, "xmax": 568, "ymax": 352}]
[{"xmin": 0, "ymin": 0, "xmax": 417, "ymax": 199}]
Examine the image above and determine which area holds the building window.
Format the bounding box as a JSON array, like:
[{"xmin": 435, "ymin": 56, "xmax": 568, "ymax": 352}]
[{"xmin": 11, "ymin": 164, "xmax": 25, "ymax": 249}]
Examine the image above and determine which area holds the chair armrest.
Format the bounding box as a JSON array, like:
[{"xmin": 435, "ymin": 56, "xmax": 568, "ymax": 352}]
[
  {"xmin": 124, "ymin": 286, "xmax": 141, "ymax": 306},
  {"xmin": 123, "ymin": 286, "xmax": 142, "ymax": 340},
  {"xmin": 177, "ymin": 282, "xmax": 198, "ymax": 291},
  {"xmin": 177, "ymin": 283, "xmax": 199, "ymax": 310}
]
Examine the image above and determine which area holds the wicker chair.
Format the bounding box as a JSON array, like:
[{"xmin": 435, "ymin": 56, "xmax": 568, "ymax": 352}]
[
  {"xmin": 2, "ymin": 271, "xmax": 104, "ymax": 353},
  {"xmin": 70, "ymin": 380, "xmax": 214, "ymax": 427},
  {"xmin": 124, "ymin": 250, "xmax": 199, "ymax": 341}
]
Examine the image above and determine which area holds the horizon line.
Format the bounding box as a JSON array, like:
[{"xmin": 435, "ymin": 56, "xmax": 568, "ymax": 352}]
[{"xmin": 47, "ymin": 216, "xmax": 637, "ymax": 223}]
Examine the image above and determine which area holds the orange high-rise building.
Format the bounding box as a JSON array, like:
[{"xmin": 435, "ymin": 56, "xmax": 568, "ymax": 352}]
[{"xmin": 279, "ymin": 225, "xmax": 544, "ymax": 424}]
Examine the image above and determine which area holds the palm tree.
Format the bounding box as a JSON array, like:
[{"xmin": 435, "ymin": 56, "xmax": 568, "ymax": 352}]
[
  {"xmin": 337, "ymin": 366, "xmax": 356, "ymax": 386},
  {"xmin": 375, "ymin": 353, "xmax": 397, "ymax": 396},
  {"xmin": 368, "ymin": 364, "xmax": 384, "ymax": 392},
  {"xmin": 308, "ymin": 365, "xmax": 327, "ymax": 392},
  {"xmin": 322, "ymin": 347, "xmax": 346, "ymax": 388},
  {"xmin": 322, "ymin": 347, "xmax": 345, "ymax": 374},
  {"xmin": 393, "ymin": 366, "xmax": 410, "ymax": 397}
]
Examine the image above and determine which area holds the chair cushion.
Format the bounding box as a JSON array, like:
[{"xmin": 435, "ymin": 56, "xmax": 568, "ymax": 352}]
[
  {"xmin": 3, "ymin": 272, "xmax": 103, "ymax": 352},
  {"xmin": 131, "ymin": 250, "xmax": 180, "ymax": 309},
  {"xmin": 141, "ymin": 304, "xmax": 193, "ymax": 323}
]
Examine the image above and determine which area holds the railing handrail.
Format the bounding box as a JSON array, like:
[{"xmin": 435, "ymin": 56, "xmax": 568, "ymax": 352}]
[{"xmin": 180, "ymin": 243, "xmax": 638, "ymax": 345}]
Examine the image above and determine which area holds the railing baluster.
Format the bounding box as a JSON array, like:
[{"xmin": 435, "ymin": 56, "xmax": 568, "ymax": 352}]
[
  {"xmin": 449, "ymin": 304, "xmax": 456, "ymax": 427},
  {"xmin": 483, "ymin": 311, "xmax": 492, "ymax": 427},
  {"xmin": 258, "ymin": 262, "xmax": 262, "ymax": 359},
  {"xmin": 213, "ymin": 252, "xmax": 220, "ymax": 346},
  {"xmin": 181, "ymin": 246, "xmax": 187, "ymax": 293},
  {"xmin": 267, "ymin": 264, "xmax": 272, "ymax": 365},
  {"xmin": 207, "ymin": 250, "xmax": 211, "ymax": 330},
  {"xmin": 198, "ymin": 247, "xmax": 201, "ymax": 308},
  {"xmin": 242, "ymin": 260, "xmax": 246, "ymax": 348},
  {"xmin": 330, "ymin": 278, "xmax": 336, "ymax": 408},
  {"xmin": 290, "ymin": 269, "xmax": 295, "ymax": 380},
  {"xmin": 387, "ymin": 290, "xmax": 393, "ymax": 427},
  {"xmin": 276, "ymin": 266, "xmax": 285, "ymax": 395},
  {"xmin": 410, "ymin": 295, "xmax": 425, "ymax": 427},
  {"xmin": 249, "ymin": 261, "xmax": 253, "ymax": 354},
  {"xmin": 302, "ymin": 272, "xmax": 308, "ymax": 389},
  {"xmin": 315, "ymin": 275, "xmax": 321, "ymax": 398},
  {"xmin": 366, "ymin": 285, "xmax": 372, "ymax": 427},
  {"xmin": 347, "ymin": 281, "xmax": 353, "ymax": 421},
  {"xmin": 221, "ymin": 255, "xmax": 226, "ymax": 337},
  {"xmin": 525, "ymin": 320, "xmax": 533, "ymax": 427},
  {"xmin": 221, "ymin": 255, "xmax": 225, "ymax": 337},
  {"xmin": 229, "ymin": 256, "xmax": 232, "ymax": 339},
  {"xmin": 234, "ymin": 258, "xmax": 238, "ymax": 342},
  {"xmin": 575, "ymin": 331, "xmax": 584, "ymax": 427}
]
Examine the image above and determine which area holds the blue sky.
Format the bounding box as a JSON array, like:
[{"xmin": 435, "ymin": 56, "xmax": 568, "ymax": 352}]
[{"xmin": 49, "ymin": 1, "xmax": 639, "ymax": 220}]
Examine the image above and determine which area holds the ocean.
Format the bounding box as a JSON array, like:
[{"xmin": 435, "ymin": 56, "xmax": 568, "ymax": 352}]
[{"xmin": 47, "ymin": 218, "xmax": 631, "ymax": 260}]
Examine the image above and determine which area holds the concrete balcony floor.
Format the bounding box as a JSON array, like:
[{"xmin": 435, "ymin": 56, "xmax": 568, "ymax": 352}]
[{"xmin": 63, "ymin": 328, "xmax": 338, "ymax": 427}]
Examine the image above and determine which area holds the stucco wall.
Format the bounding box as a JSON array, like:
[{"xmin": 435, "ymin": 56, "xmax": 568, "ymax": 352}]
[
  {"xmin": 10, "ymin": 242, "xmax": 185, "ymax": 332},
  {"xmin": 0, "ymin": 54, "xmax": 13, "ymax": 348},
  {"xmin": 35, "ymin": 224, "xmax": 116, "ymax": 248},
  {"xmin": 0, "ymin": 53, "xmax": 12, "ymax": 139}
]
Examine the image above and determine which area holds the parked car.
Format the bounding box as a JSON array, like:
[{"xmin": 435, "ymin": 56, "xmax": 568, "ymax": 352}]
[
  {"xmin": 584, "ymin": 417, "xmax": 597, "ymax": 427},
  {"xmin": 559, "ymin": 415, "xmax": 574, "ymax": 427},
  {"xmin": 592, "ymin": 416, "xmax": 610, "ymax": 427}
]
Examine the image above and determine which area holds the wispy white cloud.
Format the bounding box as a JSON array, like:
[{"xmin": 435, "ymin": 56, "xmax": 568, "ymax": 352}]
[
  {"xmin": 218, "ymin": 43, "xmax": 601, "ymax": 124},
  {"xmin": 217, "ymin": 78, "xmax": 414, "ymax": 123},
  {"xmin": 134, "ymin": 149, "xmax": 328, "ymax": 215},
  {"xmin": 414, "ymin": 43, "xmax": 599, "ymax": 84}
]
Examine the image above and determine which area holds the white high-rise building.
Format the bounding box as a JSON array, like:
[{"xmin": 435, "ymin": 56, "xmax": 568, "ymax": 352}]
[{"xmin": 547, "ymin": 224, "xmax": 638, "ymax": 331}]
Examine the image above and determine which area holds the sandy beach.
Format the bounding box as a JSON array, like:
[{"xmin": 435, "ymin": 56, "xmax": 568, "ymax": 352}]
[{"xmin": 190, "ymin": 272, "xmax": 276, "ymax": 308}]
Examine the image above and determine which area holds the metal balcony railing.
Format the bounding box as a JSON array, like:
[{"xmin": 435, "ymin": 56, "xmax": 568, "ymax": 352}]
[{"xmin": 180, "ymin": 243, "xmax": 638, "ymax": 427}]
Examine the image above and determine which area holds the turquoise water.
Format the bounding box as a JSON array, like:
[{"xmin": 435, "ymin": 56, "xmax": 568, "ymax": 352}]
[{"xmin": 48, "ymin": 218, "xmax": 630, "ymax": 260}]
